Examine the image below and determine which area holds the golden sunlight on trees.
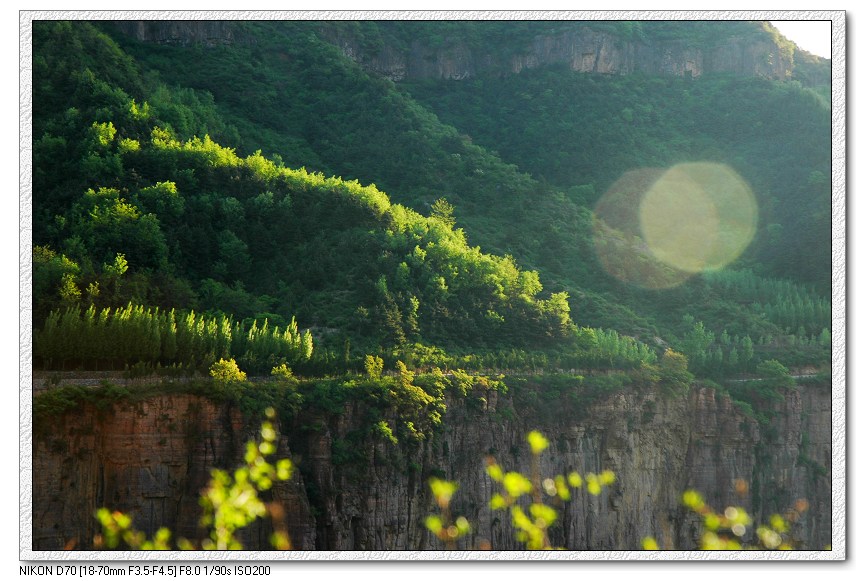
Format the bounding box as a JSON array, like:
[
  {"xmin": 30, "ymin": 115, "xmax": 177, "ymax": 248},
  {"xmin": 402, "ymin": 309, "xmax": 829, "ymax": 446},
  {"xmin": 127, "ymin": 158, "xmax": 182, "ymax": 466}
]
[{"xmin": 209, "ymin": 358, "xmax": 247, "ymax": 383}]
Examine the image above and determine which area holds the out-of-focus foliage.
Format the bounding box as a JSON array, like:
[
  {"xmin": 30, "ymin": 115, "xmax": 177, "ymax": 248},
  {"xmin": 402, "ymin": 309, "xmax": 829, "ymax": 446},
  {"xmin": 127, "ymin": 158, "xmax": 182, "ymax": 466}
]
[
  {"xmin": 642, "ymin": 488, "xmax": 813, "ymax": 550},
  {"xmin": 94, "ymin": 408, "xmax": 293, "ymax": 550},
  {"xmin": 426, "ymin": 430, "xmax": 615, "ymax": 550},
  {"xmin": 424, "ymin": 432, "xmax": 818, "ymax": 551}
]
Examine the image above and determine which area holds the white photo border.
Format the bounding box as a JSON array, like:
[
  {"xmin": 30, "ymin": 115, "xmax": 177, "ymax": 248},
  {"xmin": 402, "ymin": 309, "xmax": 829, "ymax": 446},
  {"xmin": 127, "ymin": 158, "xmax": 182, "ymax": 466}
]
[{"xmin": 19, "ymin": 9, "xmax": 846, "ymax": 562}]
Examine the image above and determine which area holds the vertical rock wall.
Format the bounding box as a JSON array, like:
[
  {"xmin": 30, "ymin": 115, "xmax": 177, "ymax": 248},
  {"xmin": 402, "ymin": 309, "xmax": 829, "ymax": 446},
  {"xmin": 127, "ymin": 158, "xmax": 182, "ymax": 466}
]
[
  {"xmin": 33, "ymin": 383, "xmax": 831, "ymax": 551},
  {"xmin": 32, "ymin": 395, "xmax": 316, "ymax": 551},
  {"xmin": 109, "ymin": 21, "xmax": 805, "ymax": 82},
  {"xmin": 322, "ymin": 25, "xmax": 794, "ymax": 82}
]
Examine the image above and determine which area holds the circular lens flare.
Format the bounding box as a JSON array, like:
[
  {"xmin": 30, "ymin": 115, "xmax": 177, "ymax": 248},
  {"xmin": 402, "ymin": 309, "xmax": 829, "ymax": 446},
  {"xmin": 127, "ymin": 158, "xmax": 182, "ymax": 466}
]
[
  {"xmin": 640, "ymin": 162, "xmax": 757, "ymax": 274},
  {"xmin": 593, "ymin": 163, "xmax": 757, "ymax": 289},
  {"xmin": 593, "ymin": 168, "xmax": 692, "ymax": 289}
]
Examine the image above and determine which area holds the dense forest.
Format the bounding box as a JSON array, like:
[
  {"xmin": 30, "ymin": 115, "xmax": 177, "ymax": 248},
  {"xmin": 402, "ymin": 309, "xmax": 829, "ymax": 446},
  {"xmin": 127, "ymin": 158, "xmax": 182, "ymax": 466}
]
[
  {"xmin": 28, "ymin": 19, "xmax": 834, "ymax": 551},
  {"xmin": 32, "ymin": 20, "xmax": 831, "ymax": 377}
]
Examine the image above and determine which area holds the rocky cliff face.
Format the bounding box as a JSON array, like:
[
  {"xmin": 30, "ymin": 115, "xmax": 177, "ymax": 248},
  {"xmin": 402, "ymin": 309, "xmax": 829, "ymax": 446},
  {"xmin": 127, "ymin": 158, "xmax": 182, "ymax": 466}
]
[
  {"xmin": 33, "ymin": 383, "xmax": 831, "ymax": 551},
  {"xmin": 32, "ymin": 395, "xmax": 316, "ymax": 551},
  {"xmin": 109, "ymin": 21, "xmax": 804, "ymax": 83},
  {"xmin": 322, "ymin": 24, "xmax": 793, "ymax": 82},
  {"xmin": 111, "ymin": 21, "xmax": 246, "ymax": 47}
]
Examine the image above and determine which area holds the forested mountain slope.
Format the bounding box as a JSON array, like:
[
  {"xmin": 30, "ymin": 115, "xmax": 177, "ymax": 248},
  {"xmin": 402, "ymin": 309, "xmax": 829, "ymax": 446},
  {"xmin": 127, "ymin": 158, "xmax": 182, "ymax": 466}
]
[
  {"xmin": 32, "ymin": 20, "xmax": 832, "ymax": 376},
  {"xmin": 28, "ymin": 18, "xmax": 835, "ymax": 554}
]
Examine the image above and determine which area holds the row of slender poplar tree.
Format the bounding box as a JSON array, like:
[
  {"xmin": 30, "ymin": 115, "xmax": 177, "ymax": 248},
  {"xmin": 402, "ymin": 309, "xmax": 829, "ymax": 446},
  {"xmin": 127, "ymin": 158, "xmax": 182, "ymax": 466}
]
[{"xmin": 34, "ymin": 303, "xmax": 314, "ymax": 373}]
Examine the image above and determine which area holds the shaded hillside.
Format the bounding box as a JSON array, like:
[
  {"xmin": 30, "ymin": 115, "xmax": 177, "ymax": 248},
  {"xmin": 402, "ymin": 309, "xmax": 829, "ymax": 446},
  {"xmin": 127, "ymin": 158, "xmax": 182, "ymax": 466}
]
[{"xmin": 404, "ymin": 65, "xmax": 831, "ymax": 289}]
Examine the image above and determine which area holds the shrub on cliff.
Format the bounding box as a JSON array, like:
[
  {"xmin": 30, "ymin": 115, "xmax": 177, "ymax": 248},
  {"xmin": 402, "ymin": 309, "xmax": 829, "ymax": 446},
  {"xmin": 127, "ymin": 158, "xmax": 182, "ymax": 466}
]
[
  {"xmin": 209, "ymin": 358, "xmax": 247, "ymax": 383},
  {"xmin": 756, "ymin": 359, "xmax": 795, "ymax": 388},
  {"xmin": 658, "ymin": 348, "xmax": 694, "ymax": 396}
]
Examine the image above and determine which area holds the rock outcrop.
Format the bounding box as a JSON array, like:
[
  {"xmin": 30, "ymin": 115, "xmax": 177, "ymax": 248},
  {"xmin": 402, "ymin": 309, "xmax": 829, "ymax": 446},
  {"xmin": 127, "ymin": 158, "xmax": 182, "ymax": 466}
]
[
  {"xmin": 322, "ymin": 24, "xmax": 794, "ymax": 82},
  {"xmin": 108, "ymin": 21, "xmax": 826, "ymax": 84},
  {"xmin": 32, "ymin": 394, "xmax": 316, "ymax": 551},
  {"xmin": 111, "ymin": 21, "xmax": 245, "ymax": 47},
  {"xmin": 32, "ymin": 382, "xmax": 831, "ymax": 551}
]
